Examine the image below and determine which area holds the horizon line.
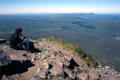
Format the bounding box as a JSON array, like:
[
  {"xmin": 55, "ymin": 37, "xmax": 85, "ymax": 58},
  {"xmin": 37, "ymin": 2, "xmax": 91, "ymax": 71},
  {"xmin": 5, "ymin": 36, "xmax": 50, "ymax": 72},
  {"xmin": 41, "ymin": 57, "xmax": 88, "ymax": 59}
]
[{"xmin": 0, "ymin": 12, "xmax": 120, "ymax": 15}]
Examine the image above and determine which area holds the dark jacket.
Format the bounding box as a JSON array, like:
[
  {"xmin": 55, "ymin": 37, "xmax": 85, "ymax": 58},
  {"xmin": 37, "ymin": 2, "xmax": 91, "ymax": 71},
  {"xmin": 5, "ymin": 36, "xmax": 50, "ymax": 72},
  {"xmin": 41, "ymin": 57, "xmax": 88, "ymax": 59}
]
[{"xmin": 9, "ymin": 33, "xmax": 23, "ymax": 49}]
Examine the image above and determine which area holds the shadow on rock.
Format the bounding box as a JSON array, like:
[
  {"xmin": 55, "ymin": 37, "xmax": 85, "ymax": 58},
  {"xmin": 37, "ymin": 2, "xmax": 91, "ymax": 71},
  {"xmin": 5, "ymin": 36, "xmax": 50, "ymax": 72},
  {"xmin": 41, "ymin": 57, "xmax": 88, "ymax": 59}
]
[
  {"xmin": 68, "ymin": 59, "xmax": 79, "ymax": 70},
  {"xmin": 0, "ymin": 60, "xmax": 34, "ymax": 78}
]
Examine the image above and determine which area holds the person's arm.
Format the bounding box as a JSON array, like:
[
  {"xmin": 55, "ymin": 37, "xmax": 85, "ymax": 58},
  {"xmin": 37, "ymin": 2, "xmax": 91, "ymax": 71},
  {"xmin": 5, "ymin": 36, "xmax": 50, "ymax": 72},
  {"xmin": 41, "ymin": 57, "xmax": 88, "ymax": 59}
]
[
  {"xmin": 19, "ymin": 36, "xmax": 24, "ymax": 40},
  {"xmin": 15, "ymin": 34, "xmax": 25, "ymax": 40}
]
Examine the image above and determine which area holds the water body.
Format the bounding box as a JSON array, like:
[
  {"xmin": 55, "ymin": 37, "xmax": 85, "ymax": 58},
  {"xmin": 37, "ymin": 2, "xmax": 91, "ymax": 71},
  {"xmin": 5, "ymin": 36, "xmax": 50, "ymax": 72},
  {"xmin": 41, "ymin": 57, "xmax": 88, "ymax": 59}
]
[{"xmin": 0, "ymin": 13, "xmax": 120, "ymax": 71}]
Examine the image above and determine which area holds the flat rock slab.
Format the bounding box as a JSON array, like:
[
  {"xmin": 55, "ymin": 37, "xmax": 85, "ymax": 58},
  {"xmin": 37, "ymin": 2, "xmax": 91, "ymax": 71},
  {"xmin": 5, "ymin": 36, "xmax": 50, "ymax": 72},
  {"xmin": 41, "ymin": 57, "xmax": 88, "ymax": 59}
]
[{"xmin": 0, "ymin": 44, "xmax": 28, "ymax": 61}]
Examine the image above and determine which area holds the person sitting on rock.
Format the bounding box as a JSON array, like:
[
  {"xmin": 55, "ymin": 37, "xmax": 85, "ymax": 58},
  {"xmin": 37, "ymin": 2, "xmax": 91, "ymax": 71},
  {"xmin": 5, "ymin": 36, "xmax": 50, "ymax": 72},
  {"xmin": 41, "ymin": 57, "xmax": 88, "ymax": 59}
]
[{"xmin": 9, "ymin": 28, "xmax": 40, "ymax": 53}]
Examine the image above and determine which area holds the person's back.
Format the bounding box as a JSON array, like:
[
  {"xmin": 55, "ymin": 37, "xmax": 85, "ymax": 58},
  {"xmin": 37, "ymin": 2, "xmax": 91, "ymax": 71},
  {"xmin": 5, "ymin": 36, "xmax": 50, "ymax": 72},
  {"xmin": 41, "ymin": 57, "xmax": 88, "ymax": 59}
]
[
  {"xmin": 9, "ymin": 28, "xmax": 23, "ymax": 49},
  {"xmin": 9, "ymin": 28, "xmax": 40, "ymax": 53}
]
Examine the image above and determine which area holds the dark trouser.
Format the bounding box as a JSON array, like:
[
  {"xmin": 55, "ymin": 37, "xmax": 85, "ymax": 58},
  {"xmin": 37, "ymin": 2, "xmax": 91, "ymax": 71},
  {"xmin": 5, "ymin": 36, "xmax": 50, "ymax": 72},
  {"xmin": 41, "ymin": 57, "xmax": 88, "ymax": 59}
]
[{"xmin": 17, "ymin": 39, "xmax": 34, "ymax": 52}]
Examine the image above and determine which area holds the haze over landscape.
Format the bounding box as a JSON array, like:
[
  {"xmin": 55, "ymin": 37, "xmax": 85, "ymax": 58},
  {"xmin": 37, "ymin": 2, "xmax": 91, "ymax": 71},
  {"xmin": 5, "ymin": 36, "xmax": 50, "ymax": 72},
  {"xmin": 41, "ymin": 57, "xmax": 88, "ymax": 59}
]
[
  {"xmin": 0, "ymin": 0, "xmax": 120, "ymax": 14},
  {"xmin": 0, "ymin": 0, "xmax": 120, "ymax": 72}
]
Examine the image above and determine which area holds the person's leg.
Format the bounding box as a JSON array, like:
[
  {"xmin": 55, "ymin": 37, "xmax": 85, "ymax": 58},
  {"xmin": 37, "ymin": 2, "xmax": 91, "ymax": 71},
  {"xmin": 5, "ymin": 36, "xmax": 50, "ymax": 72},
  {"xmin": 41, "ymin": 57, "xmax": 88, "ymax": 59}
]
[
  {"xmin": 17, "ymin": 39, "xmax": 28, "ymax": 48},
  {"xmin": 26, "ymin": 41, "xmax": 40, "ymax": 53},
  {"xmin": 21, "ymin": 39, "xmax": 33, "ymax": 52},
  {"xmin": 17, "ymin": 39, "xmax": 40, "ymax": 53},
  {"xmin": 26, "ymin": 41, "xmax": 32, "ymax": 52}
]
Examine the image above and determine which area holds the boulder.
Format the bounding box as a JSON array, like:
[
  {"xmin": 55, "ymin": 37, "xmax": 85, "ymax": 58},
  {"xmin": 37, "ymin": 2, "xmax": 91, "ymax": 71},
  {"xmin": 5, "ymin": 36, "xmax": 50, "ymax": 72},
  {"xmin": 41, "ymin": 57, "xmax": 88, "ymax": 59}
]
[
  {"xmin": 64, "ymin": 68, "xmax": 75, "ymax": 79},
  {"xmin": 77, "ymin": 73, "xmax": 88, "ymax": 80},
  {"xmin": 42, "ymin": 60, "xmax": 49, "ymax": 70},
  {"xmin": 0, "ymin": 53, "xmax": 12, "ymax": 66},
  {"xmin": 37, "ymin": 70, "xmax": 46, "ymax": 79},
  {"xmin": 89, "ymin": 72, "xmax": 99, "ymax": 80},
  {"xmin": 64, "ymin": 55, "xmax": 72, "ymax": 61},
  {"xmin": 105, "ymin": 66, "xmax": 111, "ymax": 69},
  {"xmin": 50, "ymin": 64, "xmax": 64, "ymax": 76},
  {"xmin": 63, "ymin": 60, "xmax": 70, "ymax": 67}
]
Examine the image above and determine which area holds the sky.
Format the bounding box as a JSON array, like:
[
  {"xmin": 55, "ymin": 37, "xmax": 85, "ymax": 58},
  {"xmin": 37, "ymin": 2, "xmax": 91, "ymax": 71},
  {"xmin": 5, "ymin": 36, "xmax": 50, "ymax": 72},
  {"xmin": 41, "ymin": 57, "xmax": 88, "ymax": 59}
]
[{"xmin": 0, "ymin": 0, "xmax": 120, "ymax": 14}]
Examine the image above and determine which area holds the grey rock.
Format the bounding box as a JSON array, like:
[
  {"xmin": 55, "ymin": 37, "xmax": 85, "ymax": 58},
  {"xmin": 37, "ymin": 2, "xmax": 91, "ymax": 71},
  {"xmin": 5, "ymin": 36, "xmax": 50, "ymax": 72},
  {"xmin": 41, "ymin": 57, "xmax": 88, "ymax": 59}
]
[
  {"xmin": 42, "ymin": 60, "xmax": 49, "ymax": 70},
  {"xmin": 50, "ymin": 75, "xmax": 65, "ymax": 80},
  {"xmin": 77, "ymin": 73, "xmax": 88, "ymax": 80},
  {"xmin": 105, "ymin": 66, "xmax": 111, "ymax": 69},
  {"xmin": 0, "ymin": 49, "xmax": 3, "ymax": 53},
  {"xmin": 37, "ymin": 70, "xmax": 46, "ymax": 79},
  {"xmin": 89, "ymin": 72, "xmax": 99, "ymax": 80},
  {"xmin": 0, "ymin": 53, "xmax": 11, "ymax": 66},
  {"xmin": 64, "ymin": 55, "xmax": 72, "ymax": 61},
  {"xmin": 50, "ymin": 64, "xmax": 64, "ymax": 76},
  {"xmin": 63, "ymin": 60, "xmax": 70, "ymax": 67}
]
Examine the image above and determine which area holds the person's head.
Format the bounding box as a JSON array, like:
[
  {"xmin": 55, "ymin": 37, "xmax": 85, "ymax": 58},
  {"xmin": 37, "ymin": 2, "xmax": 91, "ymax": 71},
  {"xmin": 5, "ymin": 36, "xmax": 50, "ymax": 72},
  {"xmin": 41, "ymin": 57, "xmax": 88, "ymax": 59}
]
[{"xmin": 15, "ymin": 28, "xmax": 23, "ymax": 34}]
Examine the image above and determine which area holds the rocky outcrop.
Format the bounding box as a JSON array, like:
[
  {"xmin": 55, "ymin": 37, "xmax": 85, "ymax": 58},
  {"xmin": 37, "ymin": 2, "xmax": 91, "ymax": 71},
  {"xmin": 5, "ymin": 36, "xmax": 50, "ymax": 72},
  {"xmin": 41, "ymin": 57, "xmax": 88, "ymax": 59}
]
[{"xmin": 0, "ymin": 38, "xmax": 120, "ymax": 80}]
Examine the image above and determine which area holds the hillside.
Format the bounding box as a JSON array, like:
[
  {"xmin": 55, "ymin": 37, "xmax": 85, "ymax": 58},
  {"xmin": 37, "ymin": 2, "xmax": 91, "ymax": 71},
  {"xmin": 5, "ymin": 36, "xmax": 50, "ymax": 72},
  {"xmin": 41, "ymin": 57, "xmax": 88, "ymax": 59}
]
[{"xmin": 0, "ymin": 38, "xmax": 120, "ymax": 80}]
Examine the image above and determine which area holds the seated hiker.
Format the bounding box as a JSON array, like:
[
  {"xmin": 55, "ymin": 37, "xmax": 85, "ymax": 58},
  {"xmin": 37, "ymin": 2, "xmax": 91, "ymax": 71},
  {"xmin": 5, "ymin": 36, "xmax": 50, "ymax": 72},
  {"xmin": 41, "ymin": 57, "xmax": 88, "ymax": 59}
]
[{"xmin": 9, "ymin": 28, "xmax": 40, "ymax": 53}]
